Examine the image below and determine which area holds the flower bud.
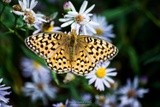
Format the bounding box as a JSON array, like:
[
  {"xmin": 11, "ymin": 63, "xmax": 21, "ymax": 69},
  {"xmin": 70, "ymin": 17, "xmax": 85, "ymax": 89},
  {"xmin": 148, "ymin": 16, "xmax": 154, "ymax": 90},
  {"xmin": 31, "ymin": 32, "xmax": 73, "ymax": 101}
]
[{"xmin": 63, "ymin": 1, "xmax": 72, "ymax": 12}]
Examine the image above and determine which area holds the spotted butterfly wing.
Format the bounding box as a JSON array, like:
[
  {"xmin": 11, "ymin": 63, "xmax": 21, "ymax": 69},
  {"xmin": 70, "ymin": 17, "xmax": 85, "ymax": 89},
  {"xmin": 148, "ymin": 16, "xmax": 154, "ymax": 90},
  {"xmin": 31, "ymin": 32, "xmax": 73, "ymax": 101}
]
[
  {"xmin": 70, "ymin": 35, "xmax": 118, "ymax": 75},
  {"xmin": 25, "ymin": 32, "xmax": 71, "ymax": 74},
  {"xmin": 25, "ymin": 32, "xmax": 118, "ymax": 76}
]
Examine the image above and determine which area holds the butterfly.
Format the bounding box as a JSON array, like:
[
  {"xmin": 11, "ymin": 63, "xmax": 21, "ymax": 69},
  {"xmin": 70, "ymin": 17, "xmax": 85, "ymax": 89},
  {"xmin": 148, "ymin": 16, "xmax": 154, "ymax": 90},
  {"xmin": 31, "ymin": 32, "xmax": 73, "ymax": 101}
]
[{"xmin": 25, "ymin": 31, "xmax": 118, "ymax": 76}]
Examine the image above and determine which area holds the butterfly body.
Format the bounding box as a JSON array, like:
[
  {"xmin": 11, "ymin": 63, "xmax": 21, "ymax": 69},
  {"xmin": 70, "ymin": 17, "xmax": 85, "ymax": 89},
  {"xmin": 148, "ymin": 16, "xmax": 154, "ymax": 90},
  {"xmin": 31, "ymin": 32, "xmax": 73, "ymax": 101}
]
[
  {"xmin": 68, "ymin": 31, "xmax": 77, "ymax": 63},
  {"xmin": 25, "ymin": 31, "xmax": 118, "ymax": 76}
]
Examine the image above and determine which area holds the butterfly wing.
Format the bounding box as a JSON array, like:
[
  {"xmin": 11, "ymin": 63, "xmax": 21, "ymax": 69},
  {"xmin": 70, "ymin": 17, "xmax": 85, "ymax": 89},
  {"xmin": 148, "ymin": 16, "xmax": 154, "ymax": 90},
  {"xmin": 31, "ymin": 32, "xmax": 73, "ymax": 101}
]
[
  {"xmin": 25, "ymin": 32, "xmax": 71, "ymax": 74},
  {"xmin": 71, "ymin": 35, "xmax": 118, "ymax": 76}
]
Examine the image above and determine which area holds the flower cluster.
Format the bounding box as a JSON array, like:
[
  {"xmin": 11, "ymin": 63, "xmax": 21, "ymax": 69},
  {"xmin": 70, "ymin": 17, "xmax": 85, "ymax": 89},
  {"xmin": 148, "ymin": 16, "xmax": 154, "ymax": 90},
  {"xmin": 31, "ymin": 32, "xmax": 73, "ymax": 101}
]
[
  {"xmin": 0, "ymin": 78, "xmax": 12, "ymax": 107},
  {"xmin": 59, "ymin": 1, "xmax": 98, "ymax": 35},
  {"xmin": 53, "ymin": 77, "xmax": 148, "ymax": 107},
  {"xmin": 12, "ymin": 0, "xmax": 45, "ymax": 26},
  {"xmin": 12, "ymin": 0, "xmax": 118, "ymax": 92},
  {"xmin": 117, "ymin": 77, "xmax": 149, "ymax": 107},
  {"xmin": 12, "ymin": 0, "xmax": 61, "ymax": 33},
  {"xmin": 21, "ymin": 57, "xmax": 57, "ymax": 105},
  {"xmin": 59, "ymin": 1, "xmax": 117, "ymax": 91},
  {"xmin": 95, "ymin": 78, "xmax": 148, "ymax": 107}
]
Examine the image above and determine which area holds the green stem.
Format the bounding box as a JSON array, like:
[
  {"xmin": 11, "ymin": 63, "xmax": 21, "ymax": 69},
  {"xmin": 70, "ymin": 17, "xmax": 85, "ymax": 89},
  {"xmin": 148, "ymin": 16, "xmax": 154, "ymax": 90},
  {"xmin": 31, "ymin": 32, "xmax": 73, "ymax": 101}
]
[
  {"xmin": 13, "ymin": 15, "xmax": 24, "ymax": 41},
  {"xmin": 0, "ymin": 4, "xmax": 6, "ymax": 20},
  {"xmin": 13, "ymin": 15, "xmax": 18, "ymax": 30},
  {"xmin": 145, "ymin": 10, "xmax": 160, "ymax": 28},
  {"xmin": 0, "ymin": 20, "xmax": 23, "ymax": 41}
]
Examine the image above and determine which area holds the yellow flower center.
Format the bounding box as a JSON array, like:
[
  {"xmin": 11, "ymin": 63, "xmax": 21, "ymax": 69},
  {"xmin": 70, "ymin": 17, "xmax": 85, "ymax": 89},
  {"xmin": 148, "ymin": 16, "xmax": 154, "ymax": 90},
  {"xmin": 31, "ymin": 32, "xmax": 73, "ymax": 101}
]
[
  {"xmin": 95, "ymin": 67, "xmax": 106, "ymax": 78},
  {"xmin": 33, "ymin": 61, "xmax": 41, "ymax": 70},
  {"xmin": 42, "ymin": 22, "xmax": 54, "ymax": 32},
  {"xmin": 95, "ymin": 28, "xmax": 104, "ymax": 35},
  {"xmin": 75, "ymin": 15, "xmax": 84, "ymax": 24}
]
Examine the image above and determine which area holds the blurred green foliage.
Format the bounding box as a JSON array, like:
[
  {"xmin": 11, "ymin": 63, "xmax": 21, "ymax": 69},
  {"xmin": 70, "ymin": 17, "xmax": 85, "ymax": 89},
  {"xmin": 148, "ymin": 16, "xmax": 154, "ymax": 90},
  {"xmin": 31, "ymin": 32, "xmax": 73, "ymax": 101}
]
[{"xmin": 0, "ymin": 0, "xmax": 160, "ymax": 107}]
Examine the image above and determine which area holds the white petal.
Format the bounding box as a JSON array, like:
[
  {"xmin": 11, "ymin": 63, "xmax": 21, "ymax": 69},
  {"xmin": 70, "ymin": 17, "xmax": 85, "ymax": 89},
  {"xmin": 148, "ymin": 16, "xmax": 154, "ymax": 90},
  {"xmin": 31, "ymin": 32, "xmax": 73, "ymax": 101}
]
[
  {"xmin": 86, "ymin": 71, "xmax": 95, "ymax": 77},
  {"xmin": 43, "ymin": 85, "xmax": 56, "ymax": 98},
  {"xmin": 105, "ymin": 77, "xmax": 115, "ymax": 83},
  {"xmin": 0, "ymin": 86, "xmax": 10, "ymax": 90},
  {"xmin": 59, "ymin": 18, "xmax": 72, "ymax": 22},
  {"xmin": 107, "ymin": 72, "xmax": 117, "ymax": 76},
  {"xmin": 87, "ymin": 13, "xmax": 93, "ymax": 17},
  {"xmin": 89, "ymin": 20, "xmax": 99, "ymax": 26},
  {"xmin": 71, "ymin": 23, "xmax": 80, "ymax": 34},
  {"xmin": 103, "ymin": 79, "xmax": 110, "ymax": 88},
  {"xmin": 86, "ymin": 24, "xmax": 96, "ymax": 34},
  {"xmin": 24, "ymin": 82, "xmax": 35, "ymax": 89},
  {"xmin": 53, "ymin": 27, "xmax": 61, "ymax": 31},
  {"xmin": 133, "ymin": 77, "xmax": 138, "ymax": 89},
  {"xmin": 31, "ymin": 93, "xmax": 38, "ymax": 102},
  {"xmin": 85, "ymin": 74, "xmax": 93, "ymax": 79},
  {"xmin": 127, "ymin": 79, "xmax": 131, "ymax": 88},
  {"xmin": 102, "ymin": 61, "xmax": 110, "ymax": 68},
  {"xmin": 19, "ymin": 1, "xmax": 25, "ymax": 10},
  {"xmin": 0, "ymin": 96, "xmax": 9, "ymax": 103},
  {"xmin": 69, "ymin": 1, "xmax": 76, "ymax": 12},
  {"xmin": 67, "ymin": 11, "xmax": 78, "ymax": 17},
  {"xmin": 25, "ymin": 0, "xmax": 29, "ymax": 8},
  {"xmin": 105, "ymin": 25, "xmax": 113, "ymax": 31},
  {"xmin": 84, "ymin": 4, "xmax": 95, "ymax": 14},
  {"xmin": 30, "ymin": 0, "xmax": 38, "ymax": 9},
  {"xmin": 0, "ymin": 78, "xmax": 3, "ymax": 82},
  {"xmin": 61, "ymin": 20, "xmax": 74, "ymax": 27},
  {"xmin": 33, "ymin": 29, "xmax": 41, "ymax": 34},
  {"xmin": 81, "ymin": 25, "xmax": 87, "ymax": 35},
  {"xmin": 79, "ymin": 1, "xmax": 88, "ymax": 14},
  {"xmin": 137, "ymin": 89, "xmax": 149, "ymax": 98},
  {"xmin": 96, "ymin": 79, "xmax": 104, "ymax": 91},
  {"xmin": 23, "ymin": 0, "xmax": 28, "ymax": 9},
  {"xmin": 88, "ymin": 77, "xmax": 96, "ymax": 84}
]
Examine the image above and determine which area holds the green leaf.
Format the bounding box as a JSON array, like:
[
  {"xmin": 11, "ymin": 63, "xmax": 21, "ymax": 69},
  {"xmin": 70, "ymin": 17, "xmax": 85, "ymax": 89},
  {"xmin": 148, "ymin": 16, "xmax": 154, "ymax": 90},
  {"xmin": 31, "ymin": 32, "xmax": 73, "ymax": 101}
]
[
  {"xmin": 127, "ymin": 46, "xmax": 140, "ymax": 74},
  {"xmin": 21, "ymin": 45, "xmax": 45, "ymax": 65},
  {"xmin": 141, "ymin": 45, "xmax": 160, "ymax": 64},
  {"xmin": 102, "ymin": 6, "xmax": 136, "ymax": 21},
  {"xmin": 51, "ymin": 71, "xmax": 59, "ymax": 85}
]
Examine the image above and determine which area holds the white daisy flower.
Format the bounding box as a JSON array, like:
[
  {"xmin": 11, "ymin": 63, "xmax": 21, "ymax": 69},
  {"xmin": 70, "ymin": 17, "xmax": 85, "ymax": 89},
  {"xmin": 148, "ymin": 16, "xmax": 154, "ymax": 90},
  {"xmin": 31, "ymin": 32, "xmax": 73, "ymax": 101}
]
[
  {"xmin": 59, "ymin": 1, "xmax": 98, "ymax": 35},
  {"xmin": 12, "ymin": 0, "xmax": 45, "ymax": 26},
  {"xmin": 22, "ymin": 79, "xmax": 57, "ymax": 105},
  {"xmin": 21, "ymin": 57, "xmax": 51, "ymax": 83},
  {"xmin": 23, "ymin": 11, "xmax": 45, "ymax": 26},
  {"xmin": 117, "ymin": 77, "xmax": 149, "ymax": 107},
  {"xmin": 53, "ymin": 100, "xmax": 68, "ymax": 107},
  {"xmin": 0, "ymin": 78, "xmax": 12, "ymax": 107},
  {"xmin": 90, "ymin": 14, "xmax": 115, "ymax": 42},
  {"xmin": 33, "ymin": 13, "xmax": 61, "ymax": 34},
  {"xmin": 85, "ymin": 61, "xmax": 117, "ymax": 91},
  {"xmin": 12, "ymin": 0, "xmax": 38, "ymax": 15},
  {"xmin": 96, "ymin": 94, "xmax": 117, "ymax": 107}
]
